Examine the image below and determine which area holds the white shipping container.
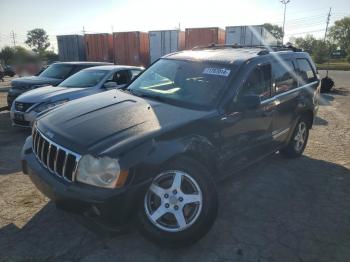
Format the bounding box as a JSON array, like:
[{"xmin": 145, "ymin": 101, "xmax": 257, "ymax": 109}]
[
  {"xmin": 149, "ymin": 30, "xmax": 185, "ymax": 63},
  {"xmin": 225, "ymin": 25, "xmax": 278, "ymax": 46}
]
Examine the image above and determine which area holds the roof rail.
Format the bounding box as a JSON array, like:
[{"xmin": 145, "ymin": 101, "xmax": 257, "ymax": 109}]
[{"xmin": 192, "ymin": 43, "xmax": 302, "ymax": 54}]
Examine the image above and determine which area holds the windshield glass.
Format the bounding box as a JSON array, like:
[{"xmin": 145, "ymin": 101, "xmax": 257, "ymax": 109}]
[
  {"xmin": 58, "ymin": 70, "xmax": 109, "ymax": 88},
  {"xmin": 39, "ymin": 64, "xmax": 73, "ymax": 79},
  {"xmin": 127, "ymin": 59, "xmax": 232, "ymax": 109}
]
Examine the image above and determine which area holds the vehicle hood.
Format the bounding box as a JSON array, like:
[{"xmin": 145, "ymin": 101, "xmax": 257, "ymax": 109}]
[
  {"xmin": 16, "ymin": 86, "xmax": 85, "ymax": 103},
  {"xmin": 37, "ymin": 90, "xmax": 213, "ymax": 155},
  {"xmin": 11, "ymin": 76, "xmax": 61, "ymax": 89}
]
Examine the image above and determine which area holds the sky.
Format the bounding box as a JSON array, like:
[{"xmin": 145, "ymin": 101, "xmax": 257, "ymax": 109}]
[{"xmin": 0, "ymin": 0, "xmax": 349, "ymax": 51}]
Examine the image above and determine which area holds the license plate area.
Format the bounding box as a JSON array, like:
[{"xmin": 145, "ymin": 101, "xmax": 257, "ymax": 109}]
[{"xmin": 14, "ymin": 113, "xmax": 24, "ymax": 121}]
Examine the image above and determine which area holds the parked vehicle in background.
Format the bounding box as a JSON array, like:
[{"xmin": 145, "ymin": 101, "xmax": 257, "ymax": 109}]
[
  {"xmin": 3, "ymin": 65, "xmax": 16, "ymax": 77},
  {"xmin": 149, "ymin": 30, "xmax": 185, "ymax": 63},
  {"xmin": 11, "ymin": 65, "xmax": 143, "ymax": 127},
  {"xmin": 22, "ymin": 46, "xmax": 320, "ymax": 247},
  {"xmin": 7, "ymin": 61, "xmax": 112, "ymax": 108}
]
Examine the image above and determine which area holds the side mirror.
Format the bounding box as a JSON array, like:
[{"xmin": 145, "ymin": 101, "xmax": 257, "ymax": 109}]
[
  {"xmin": 103, "ymin": 82, "xmax": 118, "ymax": 89},
  {"xmin": 237, "ymin": 95, "xmax": 261, "ymax": 110}
]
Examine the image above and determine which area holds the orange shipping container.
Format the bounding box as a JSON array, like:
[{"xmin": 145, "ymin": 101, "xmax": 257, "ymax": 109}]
[
  {"xmin": 185, "ymin": 27, "xmax": 225, "ymax": 49},
  {"xmin": 85, "ymin": 33, "xmax": 113, "ymax": 62},
  {"xmin": 113, "ymin": 32, "xmax": 149, "ymax": 66}
]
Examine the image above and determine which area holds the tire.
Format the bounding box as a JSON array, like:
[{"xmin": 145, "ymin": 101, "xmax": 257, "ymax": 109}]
[
  {"xmin": 136, "ymin": 156, "xmax": 218, "ymax": 248},
  {"xmin": 280, "ymin": 118, "xmax": 309, "ymax": 158},
  {"xmin": 320, "ymin": 76, "xmax": 334, "ymax": 93}
]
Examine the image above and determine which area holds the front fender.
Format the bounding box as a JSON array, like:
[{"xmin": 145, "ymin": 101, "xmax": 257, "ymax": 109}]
[{"xmin": 121, "ymin": 135, "xmax": 218, "ymax": 184}]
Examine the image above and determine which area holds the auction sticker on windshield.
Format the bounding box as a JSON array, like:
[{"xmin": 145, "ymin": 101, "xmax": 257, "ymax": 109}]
[{"xmin": 203, "ymin": 68, "xmax": 231, "ymax": 77}]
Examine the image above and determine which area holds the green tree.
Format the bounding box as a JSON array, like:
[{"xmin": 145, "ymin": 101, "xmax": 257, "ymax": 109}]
[
  {"xmin": 0, "ymin": 46, "xmax": 15, "ymax": 64},
  {"xmin": 11, "ymin": 46, "xmax": 39, "ymax": 64},
  {"xmin": 291, "ymin": 34, "xmax": 317, "ymax": 54},
  {"xmin": 312, "ymin": 41, "xmax": 329, "ymax": 64},
  {"xmin": 41, "ymin": 50, "xmax": 59, "ymax": 63},
  {"xmin": 25, "ymin": 28, "xmax": 50, "ymax": 53},
  {"xmin": 291, "ymin": 35, "xmax": 333, "ymax": 63},
  {"xmin": 329, "ymin": 17, "xmax": 350, "ymax": 53},
  {"xmin": 263, "ymin": 23, "xmax": 283, "ymax": 43}
]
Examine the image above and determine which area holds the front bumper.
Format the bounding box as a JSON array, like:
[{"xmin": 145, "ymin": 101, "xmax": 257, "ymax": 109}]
[
  {"xmin": 21, "ymin": 137, "xmax": 151, "ymax": 226},
  {"xmin": 10, "ymin": 108, "xmax": 37, "ymax": 127}
]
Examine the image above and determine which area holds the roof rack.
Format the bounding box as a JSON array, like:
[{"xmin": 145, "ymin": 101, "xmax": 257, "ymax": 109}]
[{"xmin": 192, "ymin": 43, "xmax": 302, "ymax": 54}]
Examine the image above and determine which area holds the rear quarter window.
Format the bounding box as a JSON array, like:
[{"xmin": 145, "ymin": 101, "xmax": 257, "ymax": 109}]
[{"xmin": 296, "ymin": 58, "xmax": 317, "ymax": 85}]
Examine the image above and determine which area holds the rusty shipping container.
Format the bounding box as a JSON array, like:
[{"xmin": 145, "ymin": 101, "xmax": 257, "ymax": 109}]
[
  {"xmin": 185, "ymin": 27, "xmax": 225, "ymax": 49},
  {"xmin": 113, "ymin": 32, "xmax": 149, "ymax": 66},
  {"xmin": 85, "ymin": 33, "xmax": 113, "ymax": 62},
  {"xmin": 149, "ymin": 30, "xmax": 185, "ymax": 63},
  {"xmin": 57, "ymin": 35, "xmax": 86, "ymax": 61}
]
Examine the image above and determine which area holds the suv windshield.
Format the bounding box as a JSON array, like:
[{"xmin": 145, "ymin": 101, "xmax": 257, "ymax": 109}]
[
  {"xmin": 127, "ymin": 59, "xmax": 232, "ymax": 109},
  {"xmin": 59, "ymin": 70, "xmax": 109, "ymax": 88},
  {"xmin": 39, "ymin": 64, "xmax": 73, "ymax": 79}
]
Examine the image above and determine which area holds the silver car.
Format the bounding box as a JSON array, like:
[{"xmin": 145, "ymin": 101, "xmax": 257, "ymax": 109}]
[{"xmin": 10, "ymin": 65, "xmax": 143, "ymax": 127}]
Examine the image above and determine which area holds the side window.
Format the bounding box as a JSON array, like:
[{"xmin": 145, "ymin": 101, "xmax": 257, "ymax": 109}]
[
  {"xmin": 239, "ymin": 64, "xmax": 271, "ymax": 100},
  {"xmin": 272, "ymin": 60, "xmax": 297, "ymax": 94},
  {"xmin": 131, "ymin": 69, "xmax": 141, "ymax": 80},
  {"xmin": 297, "ymin": 58, "xmax": 316, "ymax": 85},
  {"xmin": 113, "ymin": 70, "xmax": 131, "ymax": 85},
  {"xmin": 70, "ymin": 65, "xmax": 85, "ymax": 75}
]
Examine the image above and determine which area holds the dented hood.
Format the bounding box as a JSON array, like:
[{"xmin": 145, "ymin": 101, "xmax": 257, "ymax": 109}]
[{"xmin": 37, "ymin": 90, "xmax": 211, "ymax": 155}]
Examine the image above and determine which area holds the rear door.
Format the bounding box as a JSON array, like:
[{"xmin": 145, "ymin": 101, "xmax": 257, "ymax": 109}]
[{"xmin": 269, "ymin": 58, "xmax": 298, "ymax": 144}]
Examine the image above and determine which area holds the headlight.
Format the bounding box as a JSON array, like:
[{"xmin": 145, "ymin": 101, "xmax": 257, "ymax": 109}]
[
  {"xmin": 34, "ymin": 99, "xmax": 68, "ymax": 113},
  {"xmin": 76, "ymin": 155, "xmax": 129, "ymax": 188}
]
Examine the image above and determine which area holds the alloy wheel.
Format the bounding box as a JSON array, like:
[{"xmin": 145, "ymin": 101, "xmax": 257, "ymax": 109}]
[
  {"xmin": 144, "ymin": 170, "xmax": 203, "ymax": 232},
  {"xmin": 294, "ymin": 122, "xmax": 307, "ymax": 152}
]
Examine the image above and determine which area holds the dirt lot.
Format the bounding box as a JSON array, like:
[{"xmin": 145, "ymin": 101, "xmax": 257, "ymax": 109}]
[{"xmin": 0, "ymin": 71, "xmax": 350, "ymax": 261}]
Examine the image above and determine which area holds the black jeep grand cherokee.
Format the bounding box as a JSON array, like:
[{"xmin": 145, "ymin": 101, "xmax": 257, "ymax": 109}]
[{"xmin": 22, "ymin": 46, "xmax": 320, "ymax": 247}]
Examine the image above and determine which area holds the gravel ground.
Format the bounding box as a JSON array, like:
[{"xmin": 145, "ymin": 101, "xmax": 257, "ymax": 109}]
[{"xmin": 0, "ymin": 71, "xmax": 349, "ymax": 261}]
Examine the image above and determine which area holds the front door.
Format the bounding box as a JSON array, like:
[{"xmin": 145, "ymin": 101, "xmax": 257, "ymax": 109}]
[{"xmin": 218, "ymin": 63, "xmax": 275, "ymax": 174}]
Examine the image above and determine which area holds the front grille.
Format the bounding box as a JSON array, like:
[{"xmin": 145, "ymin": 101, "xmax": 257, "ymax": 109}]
[
  {"xmin": 32, "ymin": 127, "xmax": 81, "ymax": 182},
  {"xmin": 15, "ymin": 102, "xmax": 34, "ymax": 112}
]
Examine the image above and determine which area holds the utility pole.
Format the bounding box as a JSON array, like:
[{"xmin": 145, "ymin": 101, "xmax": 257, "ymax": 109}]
[
  {"xmin": 11, "ymin": 30, "xmax": 17, "ymax": 47},
  {"xmin": 82, "ymin": 26, "xmax": 86, "ymax": 35},
  {"xmin": 324, "ymin": 7, "xmax": 332, "ymax": 42},
  {"xmin": 280, "ymin": 0, "xmax": 290, "ymax": 45},
  {"xmin": 324, "ymin": 7, "xmax": 332, "ymax": 77}
]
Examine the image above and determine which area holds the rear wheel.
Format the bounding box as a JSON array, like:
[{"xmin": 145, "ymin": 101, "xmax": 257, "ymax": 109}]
[
  {"xmin": 280, "ymin": 118, "xmax": 309, "ymax": 158},
  {"xmin": 136, "ymin": 157, "xmax": 218, "ymax": 247}
]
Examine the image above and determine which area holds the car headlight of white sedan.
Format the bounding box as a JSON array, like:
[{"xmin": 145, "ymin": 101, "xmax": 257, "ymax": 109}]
[
  {"xmin": 33, "ymin": 99, "xmax": 68, "ymax": 113},
  {"xmin": 76, "ymin": 155, "xmax": 129, "ymax": 188}
]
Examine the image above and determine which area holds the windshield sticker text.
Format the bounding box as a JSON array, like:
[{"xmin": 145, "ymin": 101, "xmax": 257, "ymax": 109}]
[{"xmin": 203, "ymin": 68, "xmax": 231, "ymax": 77}]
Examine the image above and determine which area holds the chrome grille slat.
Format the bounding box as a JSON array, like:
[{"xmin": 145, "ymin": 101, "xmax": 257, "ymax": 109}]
[
  {"xmin": 62, "ymin": 154, "xmax": 68, "ymax": 178},
  {"xmin": 54, "ymin": 148, "xmax": 59, "ymax": 173},
  {"xmin": 31, "ymin": 127, "xmax": 81, "ymax": 182},
  {"xmin": 46, "ymin": 144, "xmax": 52, "ymax": 168},
  {"xmin": 41, "ymin": 140, "xmax": 46, "ymax": 166},
  {"xmin": 36, "ymin": 134, "xmax": 41, "ymax": 155}
]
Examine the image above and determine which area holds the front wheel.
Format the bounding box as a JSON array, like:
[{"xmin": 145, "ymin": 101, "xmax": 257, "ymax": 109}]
[
  {"xmin": 136, "ymin": 157, "xmax": 218, "ymax": 247},
  {"xmin": 280, "ymin": 118, "xmax": 309, "ymax": 158}
]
